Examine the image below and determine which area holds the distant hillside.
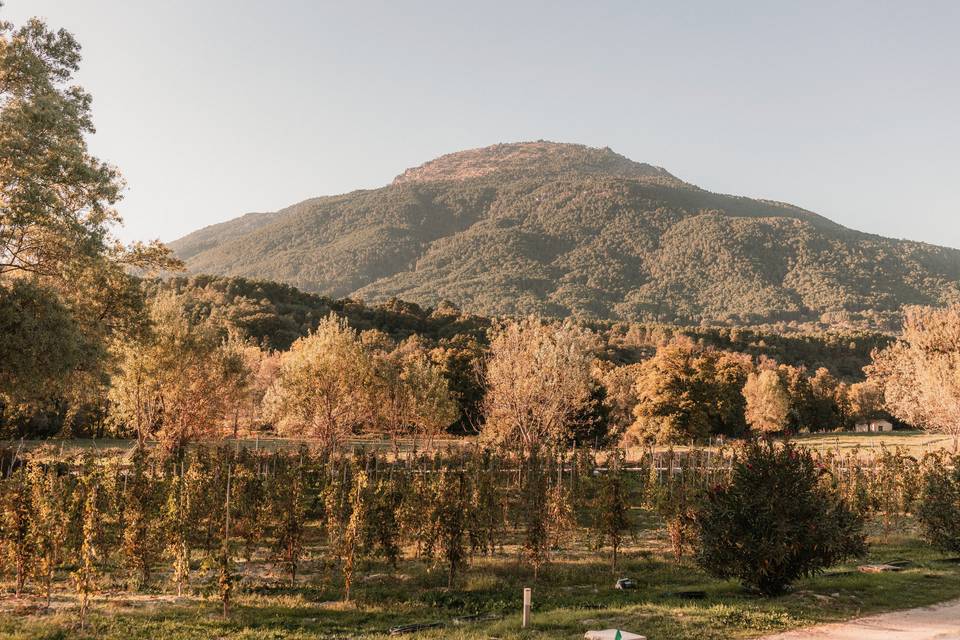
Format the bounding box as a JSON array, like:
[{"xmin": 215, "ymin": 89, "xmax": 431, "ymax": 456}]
[{"xmin": 170, "ymin": 141, "xmax": 960, "ymax": 327}]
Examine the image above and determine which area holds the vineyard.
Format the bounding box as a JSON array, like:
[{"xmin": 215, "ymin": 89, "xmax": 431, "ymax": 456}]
[{"xmin": 2, "ymin": 442, "xmax": 959, "ymax": 639}]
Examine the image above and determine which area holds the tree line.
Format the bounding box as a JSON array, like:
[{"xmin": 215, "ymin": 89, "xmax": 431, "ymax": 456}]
[{"xmin": 5, "ymin": 276, "xmax": 960, "ymax": 450}]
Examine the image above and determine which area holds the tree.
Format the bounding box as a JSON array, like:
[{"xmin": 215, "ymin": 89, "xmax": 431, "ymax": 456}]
[
  {"xmin": 846, "ymin": 381, "xmax": 884, "ymax": 424},
  {"xmin": 109, "ymin": 293, "xmax": 246, "ymax": 450},
  {"xmin": 120, "ymin": 447, "xmax": 163, "ymax": 590},
  {"xmin": 868, "ymin": 305, "xmax": 960, "ymax": 449},
  {"xmin": 777, "ymin": 364, "xmax": 817, "ymax": 432},
  {"xmin": 270, "ymin": 456, "xmax": 306, "ymax": 586},
  {"xmin": 466, "ymin": 453, "xmax": 504, "ymax": 558},
  {"xmin": 0, "ymin": 13, "xmax": 179, "ymax": 422},
  {"xmin": 427, "ymin": 335, "xmax": 486, "ymax": 433},
  {"xmin": 591, "ymin": 456, "xmax": 632, "ymax": 571},
  {"xmin": 428, "ymin": 467, "xmax": 469, "ymax": 587},
  {"xmin": 743, "ymin": 369, "xmax": 790, "ymax": 433},
  {"xmin": 265, "ymin": 314, "xmax": 372, "ymax": 451},
  {"xmin": 0, "ymin": 280, "xmax": 88, "ymax": 412},
  {"xmin": 218, "ymin": 458, "xmax": 233, "ymax": 617},
  {"xmin": 0, "ymin": 14, "xmax": 176, "ymax": 280},
  {"xmin": 28, "ymin": 458, "xmax": 68, "ymax": 606},
  {"xmin": 595, "ymin": 362, "xmax": 644, "ymax": 444},
  {"xmin": 916, "ymin": 453, "xmax": 960, "ymax": 553},
  {"xmin": 164, "ymin": 459, "xmax": 192, "ymax": 597},
  {"xmin": 808, "ymin": 368, "xmax": 842, "ymax": 430},
  {"xmin": 218, "ymin": 335, "xmax": 260, "ymax": 439},
  {"xmin": 341, "ymin": 469, "xmax": 367, "ymax": 602},
  {"xmin": 694, "ymin": 440, "xmax": 866, "ymax": 596},
  {"xmin": 481, "ymin": 317, "xmax": 595, "ymax": 454},
  {"xmin": 628, "ymin": 338, "xmax": 751, "ymax": 444},
  {"xmin": 1, "ymin": 465, "xmax": 32, "ymax": 596},
  {"xmin": 368, "ymin": 336, "xmax": 458, "ymax": 450},
  {"xmin": 546, "ymin": 482, "xmax": 577, "ymax": 551},
  {"xmin": 73, "ymin": 459, "xmax": 101, "ymax": 628},
  {"xmin": 363, "ymin": 474, "xmax": 403, "ymax": 569},
  {"xmin": 519, "ymin": 459, "xmax": 551, "ymax": 579}
]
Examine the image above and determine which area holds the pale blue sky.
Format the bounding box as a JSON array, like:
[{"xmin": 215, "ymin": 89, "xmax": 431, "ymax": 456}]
[{"xmin": 5, "ymin": 1, "xmax": 960, "ymax": 249}]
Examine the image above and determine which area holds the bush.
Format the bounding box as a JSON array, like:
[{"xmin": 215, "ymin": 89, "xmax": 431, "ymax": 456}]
[
  {"xmin": 694, "ymin": 440, "xmax": 866, "ymax": 596},
  {"xmin": 917, "ymin": 454, "xmax": 960, "ymax": 553}
]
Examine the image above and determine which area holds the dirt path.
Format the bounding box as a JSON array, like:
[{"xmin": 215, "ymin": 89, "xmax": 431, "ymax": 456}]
[{"xmin": 762, "ymin": 599, "xmax": 960, "ymax": 640}]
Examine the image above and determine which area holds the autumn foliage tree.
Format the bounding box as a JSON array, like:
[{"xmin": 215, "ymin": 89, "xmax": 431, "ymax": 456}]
[
  {"xmin": 1, "ymin": 466, "xmax": 31, "ymax": 596},
  {"xmin": 481, "ymin": 317, "xmax": 595, "ymax": 455},
  {"xmin": 0, "ymin": 13, "xmax": 179, "ymax": 426},
  {"xmin": 265, "ymin": 314, "xmax": 372, "ymax": 451},
  {"xmin": 269, "ymin": 456, "xmax": 306, "ymax": 586},
  {"xmin": 916, "ymin": 453, "xmax": 960, "ymax": 553},
  {"xmin": 591, "ymin": 455, "xmax": 632, "ymax": 571},
  {"xmin": 743, "ymin": 369, "xmax": 790, "ymax": 434},
  {"xmin": 120, "ymin": 447, "xmax": 163, "ymax": 590},
  {"xmin": 869, "ymin": 305, "xmax": 960, "ymax": 449},
  {"xmin": 368, "ymin": 336, "xmax": 458, "ymax": 449},
  {"xmin": 628, "ymin": 338, "xmax": 751, "ymax": 444},
  {"xmin": 109, "ymin": 293, "xmax": 249, "ymax": 450},
  {"xmin": 28, "ymin": 459, "xmax": 69, "ymax": 606}
]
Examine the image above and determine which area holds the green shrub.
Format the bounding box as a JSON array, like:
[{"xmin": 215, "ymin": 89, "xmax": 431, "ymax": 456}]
[
  {"xmin": 917, "ymin": 454, "xmax": 960, "ymax": 553},
  {"xmin": 694, "ymin": 440, "xmax": 866, "ymax": 596}
]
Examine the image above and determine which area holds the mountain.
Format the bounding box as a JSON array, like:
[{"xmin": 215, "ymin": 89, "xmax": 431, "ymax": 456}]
[{"xmin": 170, "ymin": 141, "xmax": 960, "ymax": 327}]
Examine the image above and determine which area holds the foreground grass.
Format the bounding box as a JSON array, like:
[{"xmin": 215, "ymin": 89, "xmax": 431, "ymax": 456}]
[{"xmin": 3, "ymin": 525, "xmax": 959, "ymax": 640}]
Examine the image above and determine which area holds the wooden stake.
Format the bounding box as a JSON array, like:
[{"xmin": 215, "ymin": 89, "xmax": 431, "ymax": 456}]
[{"xmin": 522, "ymin": 587, "xmax": 532, "ymax": 628}]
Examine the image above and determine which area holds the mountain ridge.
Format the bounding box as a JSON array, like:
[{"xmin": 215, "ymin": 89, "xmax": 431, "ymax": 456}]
[{"xmin": 169, "ymin": 141, "xmax": 960, "ymax": 328}]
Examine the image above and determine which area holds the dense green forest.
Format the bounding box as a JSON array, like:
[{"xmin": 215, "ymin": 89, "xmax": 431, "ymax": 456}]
[{"xmin": 171, "ymin": 142, "xmax": 960, "ymax": 329}]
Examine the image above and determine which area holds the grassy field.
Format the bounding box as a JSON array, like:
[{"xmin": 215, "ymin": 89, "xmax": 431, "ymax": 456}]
[
  {"xmin": 2, "ymin": 518, "xmax": 959, "ymax": 640},
  {"xmin": 622, "ymin": 430, "xmax": 951, "ymax": 460},
  {"xmin": 6, "ymin": 430, "xmax": 954, "ymax": 462},
  {"xmin": 788, "ymin": 430, "xmax": 954, "ymax": 456}
]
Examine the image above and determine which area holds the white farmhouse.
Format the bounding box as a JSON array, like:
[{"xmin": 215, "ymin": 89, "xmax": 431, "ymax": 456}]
[{"xmin": 854, "ymin": 419, "xmax": 893, "ymax": 433}]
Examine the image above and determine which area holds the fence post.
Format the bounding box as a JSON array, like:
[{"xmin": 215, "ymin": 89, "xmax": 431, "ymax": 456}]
[{"xmin": 522, "ymin": 587, "xmax": 532, "ymax": 628}]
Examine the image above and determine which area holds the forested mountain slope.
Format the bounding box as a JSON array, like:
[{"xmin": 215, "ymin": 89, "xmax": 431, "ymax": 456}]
[{"xmin": 170, "ymin": 142, "xmax": 960, "ymax": 327}]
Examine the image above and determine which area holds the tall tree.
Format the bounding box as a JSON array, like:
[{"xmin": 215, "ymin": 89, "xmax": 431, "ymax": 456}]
[
  {"xmin": 628, "ymin": 338, "xmax": 751, "ymax": 444},
  {"xmin": 369, "ymin": 336, "xmax": 459, "ymax": 449},
  {"xmin": 868, "ymin": 305, "xmax": 960, "ymax": 449},
  {"xmin": 481, "ymin": 317, "xmax": 595, "ymax": 454},
  {"xmin": 0, "ymin": 12, "xmax": 175, "ymax": 276},
  {"xmin": 108, "ymin": 293, "xmax": 247, "ymax": 450},
  {"xmin": 743, "ymin": 369, "xmax": 790, "ymax": 434},
  {"xmin": 0, "ymin": 12, "xmax": 179, "ymax": 415},
  {"xmin": 264, "ymin": 314, "xmax": 373, "ymax": 450}
]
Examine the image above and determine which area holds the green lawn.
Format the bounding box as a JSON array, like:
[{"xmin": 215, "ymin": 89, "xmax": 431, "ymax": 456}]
[{"xmin": 3, "ymin": 521, "xmax": 958, "ymax": 640}]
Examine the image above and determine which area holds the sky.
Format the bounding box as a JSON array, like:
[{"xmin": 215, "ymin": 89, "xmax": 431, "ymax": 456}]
[{"xmin": 4, "ymin": 1, "xmax": 960, "ymax": 249}]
